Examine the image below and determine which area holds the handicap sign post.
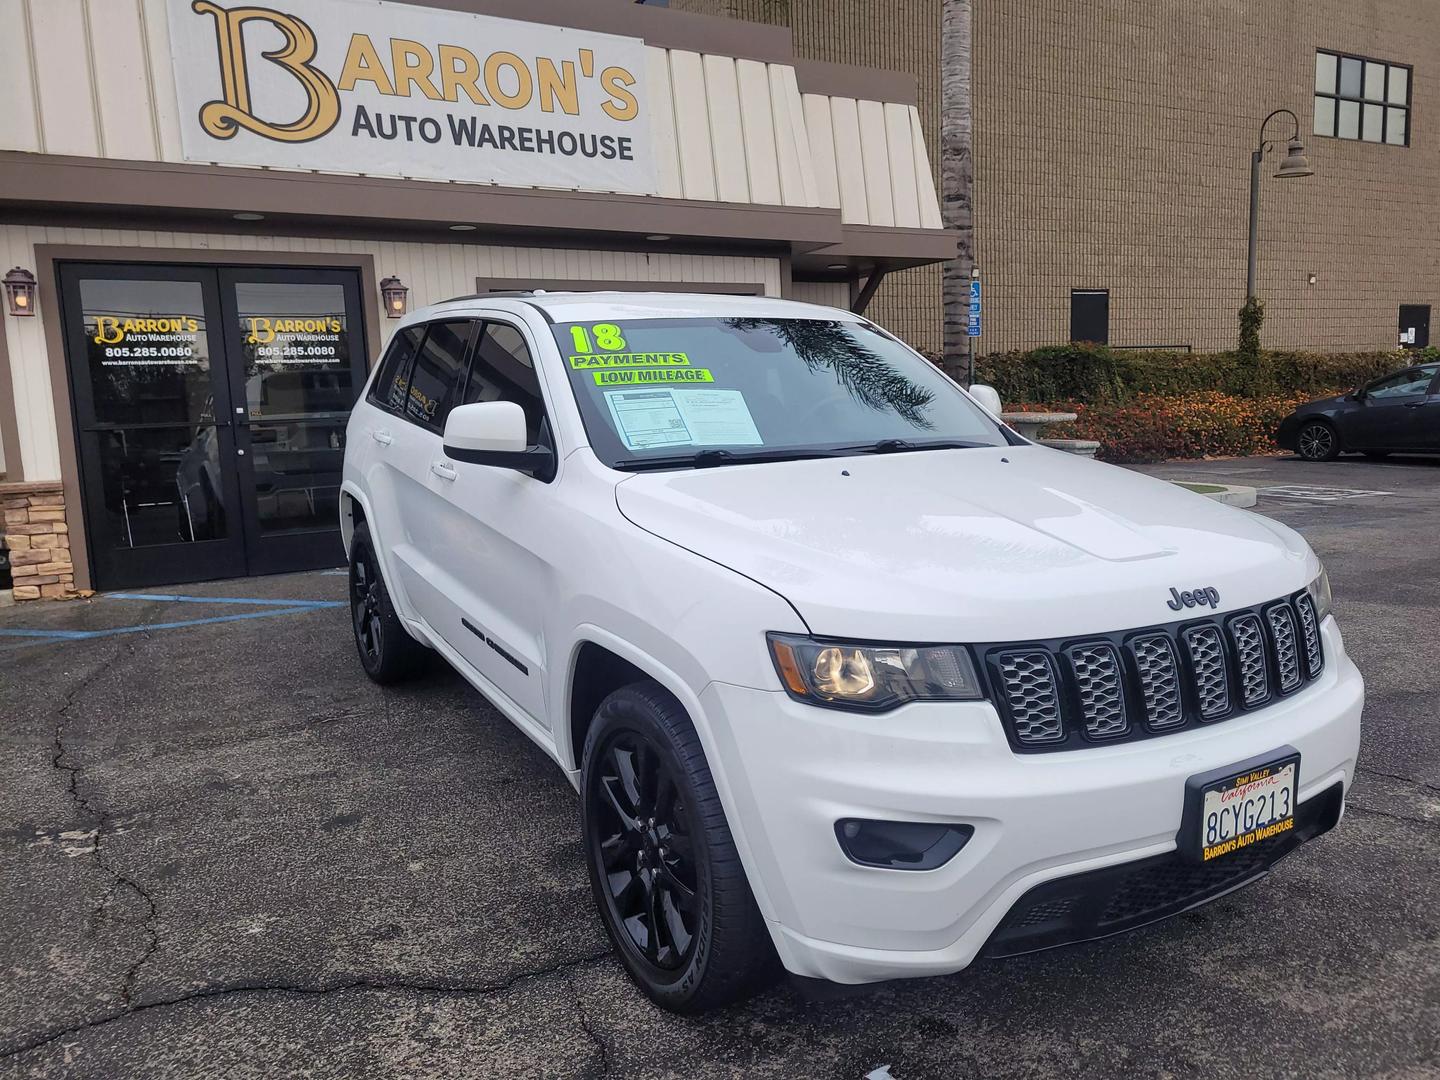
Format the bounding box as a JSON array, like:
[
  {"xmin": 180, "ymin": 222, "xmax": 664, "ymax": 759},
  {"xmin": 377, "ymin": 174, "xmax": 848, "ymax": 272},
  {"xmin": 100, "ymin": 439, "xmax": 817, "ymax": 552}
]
[{"xmin": 967, "ymin": 279, "xmax": 982, "ymax": 337}]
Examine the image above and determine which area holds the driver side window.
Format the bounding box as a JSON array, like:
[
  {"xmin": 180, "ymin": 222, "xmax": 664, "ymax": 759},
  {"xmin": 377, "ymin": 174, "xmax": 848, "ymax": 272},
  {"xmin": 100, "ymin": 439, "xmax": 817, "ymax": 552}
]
[
  {"xmin": 1368, "ymin": 366, "xmax": 1437, "ymax": 399},
  {"xmin": 463, "ymin": 322, "xmax": 549, "ymax": 445}
]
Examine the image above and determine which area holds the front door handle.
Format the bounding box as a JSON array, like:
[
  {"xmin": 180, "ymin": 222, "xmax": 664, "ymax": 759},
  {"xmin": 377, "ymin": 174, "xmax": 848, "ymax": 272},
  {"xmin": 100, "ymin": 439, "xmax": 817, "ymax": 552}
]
[
  {"xmin": 371, "ymin": 429, "xmax": 393, "ymax": 445},
  {"xmin": 430, "ymin": 461, "xmax": 458, "ymax": 481}
]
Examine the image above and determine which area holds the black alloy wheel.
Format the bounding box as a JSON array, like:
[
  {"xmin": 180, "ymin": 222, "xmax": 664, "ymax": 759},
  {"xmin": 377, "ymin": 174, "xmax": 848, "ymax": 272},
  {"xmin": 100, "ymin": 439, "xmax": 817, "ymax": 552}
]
[
  {"xmin": 581, "ymin": 683, "xmax": 775, "ymax": 1012},
  {"xmin": 348, "ymin": 523, "xmax": 428, "ymax": 684},
  {"xmin": 351, "ymin": 550, "xmax": 384, "ymax": 667},
  {"xmin": 1297, "ymin": 420, "xmax": 1340, "ymax": 461},
  {"xmin": 592, "ymin": 731, "xmax": 700, "ymax": 972}
]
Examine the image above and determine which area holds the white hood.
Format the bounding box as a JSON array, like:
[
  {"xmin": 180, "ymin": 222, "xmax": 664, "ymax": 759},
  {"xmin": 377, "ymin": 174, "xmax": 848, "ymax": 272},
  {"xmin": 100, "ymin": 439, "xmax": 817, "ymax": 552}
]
[{"xmin": 615, "ymin": 445, "xmax": 1314, "ymax": 642}]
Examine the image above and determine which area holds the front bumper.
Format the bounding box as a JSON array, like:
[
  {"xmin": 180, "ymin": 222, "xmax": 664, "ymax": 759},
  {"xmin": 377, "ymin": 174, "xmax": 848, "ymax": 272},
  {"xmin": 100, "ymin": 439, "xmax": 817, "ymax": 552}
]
[{"xmin": 702, "ymin": 619, "xmax": 1363, "ymax": 984}]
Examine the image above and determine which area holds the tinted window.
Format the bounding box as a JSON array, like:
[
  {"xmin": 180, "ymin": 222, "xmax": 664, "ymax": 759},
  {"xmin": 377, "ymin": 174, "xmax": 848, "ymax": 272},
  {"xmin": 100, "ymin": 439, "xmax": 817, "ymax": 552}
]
[
  {"xmin": 550, "ymin": 317, "xmax": 1006, "ymax": 467},
  {"xmin": 403, "ymin": 321, "xmax": 474, "ymax": 430},
  {"xmin": 463, "ymin": 323, "xmax": 547, "ymax": 444},
  {"xmin": 1369, "ymin": 365, "xmax": 1438, "ymax": 399},
  {"xmin": 369, "ymin": 326, "xmax": 423, "ymax": 413}
]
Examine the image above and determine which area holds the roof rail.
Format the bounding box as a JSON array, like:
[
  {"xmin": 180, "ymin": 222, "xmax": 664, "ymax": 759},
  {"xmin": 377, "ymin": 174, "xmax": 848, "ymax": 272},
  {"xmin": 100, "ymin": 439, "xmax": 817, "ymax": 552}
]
[{"xmin": 438, "ymin": 290, "xmax": 537, "ymax": 303}]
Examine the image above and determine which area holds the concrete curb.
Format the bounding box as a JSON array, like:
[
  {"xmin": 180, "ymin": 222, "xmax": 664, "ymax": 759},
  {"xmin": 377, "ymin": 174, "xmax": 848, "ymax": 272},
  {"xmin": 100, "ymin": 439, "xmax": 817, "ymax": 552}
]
[{"xmin": 1171, "ymin": 481, "xmax": 1258, "ymax": 508}]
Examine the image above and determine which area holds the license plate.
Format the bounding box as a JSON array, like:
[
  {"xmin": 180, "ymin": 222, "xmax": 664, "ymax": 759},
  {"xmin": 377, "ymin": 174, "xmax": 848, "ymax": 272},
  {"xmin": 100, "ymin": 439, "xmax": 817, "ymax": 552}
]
[{"xmin": 1181, "ymin": 751, "xmax": 1300, "ymax": 863}]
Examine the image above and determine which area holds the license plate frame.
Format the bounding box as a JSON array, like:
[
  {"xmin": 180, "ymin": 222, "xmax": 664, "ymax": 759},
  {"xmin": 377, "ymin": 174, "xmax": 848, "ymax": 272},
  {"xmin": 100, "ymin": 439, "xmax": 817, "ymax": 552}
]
[{"xmin": 1178, "ymin": 746, "xmax": 1301, "ymax": 864}]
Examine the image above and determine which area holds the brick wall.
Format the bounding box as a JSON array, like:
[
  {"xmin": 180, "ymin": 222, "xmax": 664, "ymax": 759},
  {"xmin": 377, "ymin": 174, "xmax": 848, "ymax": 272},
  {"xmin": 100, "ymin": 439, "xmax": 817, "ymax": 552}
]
[
  {"xmin": 671, "ymin": 0, "xmax": 1438, "ymax": 357},
  {"xmin": 1, "ymin": 482, "xmax": 80, "ymax": 601},
  {"xmin": 973, "ymin": 0, "xmax": 1439, "ymax": 353}
]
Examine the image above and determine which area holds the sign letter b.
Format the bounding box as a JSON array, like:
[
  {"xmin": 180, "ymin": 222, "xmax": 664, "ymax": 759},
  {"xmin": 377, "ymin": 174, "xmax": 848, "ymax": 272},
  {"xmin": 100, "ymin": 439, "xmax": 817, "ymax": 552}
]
[{"xmin": 193, "ymin": 1, "xmax": 340, "ymax": 143}]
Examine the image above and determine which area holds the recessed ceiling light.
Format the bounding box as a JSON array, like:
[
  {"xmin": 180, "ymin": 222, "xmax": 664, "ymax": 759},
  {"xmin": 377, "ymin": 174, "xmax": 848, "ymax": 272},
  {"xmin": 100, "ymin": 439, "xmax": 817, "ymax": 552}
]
[
  {"xmin": 233, "ymin": 212, "xmax": 265, "ymax": 221},
  {"xmin": 449, "ymin": 224, "xmax": 478, "ymax": 231},
  {"xmin": 646, "ymin": 234, "xmax": 671, "ymax": 241},
  {"xmin": 826, "ymin": 263, "xmax": 847, "ymax": 271}
]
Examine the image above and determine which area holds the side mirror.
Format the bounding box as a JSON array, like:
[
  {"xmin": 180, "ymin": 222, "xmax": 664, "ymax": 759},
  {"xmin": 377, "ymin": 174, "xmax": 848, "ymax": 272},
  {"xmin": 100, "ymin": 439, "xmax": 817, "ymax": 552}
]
[
  {"xmin": 443, "ymin": 401, "xmax": 554, "ymax": 479},
  {"xmin": 1350, "ymin": 387, "xmax": 1367, "ymax": 402},
  {"xmin": 968, "ymin": 383, "xmax": 1003, "ymax": 414}
]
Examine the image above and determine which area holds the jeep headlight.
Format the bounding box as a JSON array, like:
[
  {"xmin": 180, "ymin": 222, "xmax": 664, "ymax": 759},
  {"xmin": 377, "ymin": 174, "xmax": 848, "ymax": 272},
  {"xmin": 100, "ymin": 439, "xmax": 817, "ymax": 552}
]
[
  {"xmin": 767, "ymin": 633, "xmax": 984, "ymax": 711},
  {"xmin": 1307, "ymin": 565, "xmax": 1333, "ymax": 621}
]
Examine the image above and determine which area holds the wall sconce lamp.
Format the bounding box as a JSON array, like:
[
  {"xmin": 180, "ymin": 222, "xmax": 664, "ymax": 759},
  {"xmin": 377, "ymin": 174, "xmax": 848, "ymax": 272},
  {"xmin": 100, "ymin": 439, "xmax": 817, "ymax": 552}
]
[
  {"xmin": 4, "ymin": 267, "xmax": 37, "ymax": 317},
  {"xmin": 380, "ymin": 275, "xmax": 409, "ymax": 319}
]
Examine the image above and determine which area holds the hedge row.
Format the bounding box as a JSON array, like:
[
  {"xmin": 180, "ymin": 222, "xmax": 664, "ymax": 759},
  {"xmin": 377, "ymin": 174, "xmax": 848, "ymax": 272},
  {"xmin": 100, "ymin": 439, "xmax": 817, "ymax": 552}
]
[
  {"xmin": 1008, "ymin": 391, "xmax": 1319, "ymax": 464},
  {"xmin": 972, "ymin": 344, "xmax": 1420, "ymax": 406}
]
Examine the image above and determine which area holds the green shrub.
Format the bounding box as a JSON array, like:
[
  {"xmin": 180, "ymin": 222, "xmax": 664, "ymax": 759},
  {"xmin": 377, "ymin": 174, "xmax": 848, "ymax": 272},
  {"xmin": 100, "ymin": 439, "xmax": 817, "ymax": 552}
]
[
  {"xmin": 974, "ymin": 344, "xmax": 1413, "ymax": 406},
  {"xmin": 1237, "ymin": 297, "xmax": 1264, "ymax": 361},
  {"xmin": 1010, "ymin": 391, "xmax": 1321, "ymax": 464}
]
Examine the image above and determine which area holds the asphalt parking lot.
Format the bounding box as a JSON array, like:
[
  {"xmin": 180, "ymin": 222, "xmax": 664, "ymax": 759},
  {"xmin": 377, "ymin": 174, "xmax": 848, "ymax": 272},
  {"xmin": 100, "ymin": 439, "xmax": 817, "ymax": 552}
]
[{"xmin": 2, "ymin": 453, "xmax": 1438, "ymax": 1080}]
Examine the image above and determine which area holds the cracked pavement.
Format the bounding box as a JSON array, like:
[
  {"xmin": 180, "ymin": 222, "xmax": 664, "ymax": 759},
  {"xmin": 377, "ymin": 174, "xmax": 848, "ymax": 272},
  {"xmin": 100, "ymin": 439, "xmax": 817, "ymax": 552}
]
[{"xmin": 2, "ymin": 454, "xmax": 1439, "ymax": 1079}]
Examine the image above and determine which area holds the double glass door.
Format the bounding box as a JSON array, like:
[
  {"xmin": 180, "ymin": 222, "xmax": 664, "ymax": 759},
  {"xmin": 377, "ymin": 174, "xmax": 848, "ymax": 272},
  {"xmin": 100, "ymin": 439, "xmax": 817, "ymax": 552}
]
[{"xmin": 58, "ymin": 263, "xmax": 368, "ymax": 590}]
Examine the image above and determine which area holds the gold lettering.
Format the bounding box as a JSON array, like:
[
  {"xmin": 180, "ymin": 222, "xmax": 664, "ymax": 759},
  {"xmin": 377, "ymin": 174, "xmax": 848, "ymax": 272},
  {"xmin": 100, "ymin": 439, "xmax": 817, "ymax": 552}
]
[
  {"xmin": 600, "ymin": 66, "xmax": 639, "ymax": 121},
  {"xmin": 94, "ymin": 316, "xmax": 123, "ymax": 345},
  {"xmin": 536, "ymin": 57, "xmax": 578, "ymax": 115},
  {"xmin": 338, "ymin": 33, "xmax": 395, "ymax": 95},
  {"xmin": 246, "ymin": 317, "xmax": 275, "ymax": 344},
  {"xmin": 484, "ymin": 51, "xmax": 533, "ymax": 109},
  {"xmin": 390, "ymin": 38, "xmax": 442, "ymax": 100},
  {"xmin": 438, "ymin": 43, "xmax": 487, "ymax": 104},
  {"xmin": 193, "ymin": 2, "xmax": 340, "ymax": 143}
]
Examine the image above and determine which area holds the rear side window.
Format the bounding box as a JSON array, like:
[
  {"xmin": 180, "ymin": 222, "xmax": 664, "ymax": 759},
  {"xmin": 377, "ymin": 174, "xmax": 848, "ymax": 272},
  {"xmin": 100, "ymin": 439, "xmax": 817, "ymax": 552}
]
[
  {"xmin": 463, "ymin": 322, "xmax": 548, "ymax": 444},
  {"xmin": 1368, "ymin": 365, "xmax": 1437, "ymax": 399},
  {"xmin": 403, "ymin": 320, "xmax": 475, "ymax": 430},
  {"xmin": 369, "ymin": 325, "xmax": 423, "ymax": 412}
]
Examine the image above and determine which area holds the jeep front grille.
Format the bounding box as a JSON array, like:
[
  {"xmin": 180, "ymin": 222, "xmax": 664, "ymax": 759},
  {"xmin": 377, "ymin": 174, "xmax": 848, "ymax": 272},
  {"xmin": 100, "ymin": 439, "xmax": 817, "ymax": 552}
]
[
  {"xmin": 1131, "ymin": 633, "xmax": 1183, "ymax": 730},
  {"xmin": 1265, "ymin": 603, "xmax": 1302, "ymax": 692},
  {"xmin": 996, "ymin": 650, "xmax": 1063, "ymax": 745},
  {"xmin": 983, "ymin": 591, "xmax": 1324, "ymax": 753},
  {"xmin": 1066, "ymin": 643, "xmax": 1128, "ymax": 739},
  {"xmin": 1294, "ymin": 592, "xmax": 1324, "ymax": 678},
  {"xmin": 1230, "ymin": 613, "xmax": 1269, "ymax": 706},
  {"xmin": 1181, "ymin": 625, "xmax": 1230, "ymax": 720}
]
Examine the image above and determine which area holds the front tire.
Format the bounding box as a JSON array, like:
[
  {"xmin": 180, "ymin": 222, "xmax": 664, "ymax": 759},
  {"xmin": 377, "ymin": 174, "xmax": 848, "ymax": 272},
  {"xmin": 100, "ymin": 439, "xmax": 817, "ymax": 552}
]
[
  {"xmin": 1296, "ymin": 420, "xmax": 1341, "ymax": 461},
  {"xmin": 349, "ymin": 523, "xmax": 429, "ymax": 684},
  {"xmin": 580, "ymin": 682, "xmax": 776, "ymax": 1013}
]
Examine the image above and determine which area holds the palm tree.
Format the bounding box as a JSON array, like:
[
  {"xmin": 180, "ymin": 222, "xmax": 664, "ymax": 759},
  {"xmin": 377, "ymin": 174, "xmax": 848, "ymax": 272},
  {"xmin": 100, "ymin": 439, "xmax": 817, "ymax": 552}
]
[{"xmin": 940, "ymin": 0, "xmax": 975, "ymax": 382}]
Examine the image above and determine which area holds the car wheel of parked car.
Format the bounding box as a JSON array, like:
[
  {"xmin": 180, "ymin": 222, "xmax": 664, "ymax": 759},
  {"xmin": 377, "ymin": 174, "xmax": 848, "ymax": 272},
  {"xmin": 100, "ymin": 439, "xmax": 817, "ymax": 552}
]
[
  {"xmin": 1297, "ymin": 420, "xmax": 1341, "ymax": 461},
  {"xmin": 581, "ymin": 682, "xmax": 776, "ymax": 1013},
  {"xmin": 349, "ymin": 523, "xmax": 429, "ymax": 684}
]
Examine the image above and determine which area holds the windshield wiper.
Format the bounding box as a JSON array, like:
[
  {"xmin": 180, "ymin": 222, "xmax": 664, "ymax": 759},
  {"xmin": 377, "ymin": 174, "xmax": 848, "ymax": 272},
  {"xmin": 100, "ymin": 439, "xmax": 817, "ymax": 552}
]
[
  {"xmin": 837, "ymin": 438, "xmax": 991, "ymax": 454},
  {"xmin": 613, "ymin": 447, "xmax": 843, "ymax": 472}
]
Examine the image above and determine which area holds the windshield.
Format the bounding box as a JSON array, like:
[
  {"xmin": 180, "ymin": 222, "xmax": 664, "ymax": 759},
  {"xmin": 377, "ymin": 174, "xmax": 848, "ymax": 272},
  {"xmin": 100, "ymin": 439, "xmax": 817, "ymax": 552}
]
[{"xmin": 551, "ymin": 317, "xmax": 1007, "ymax": 468}]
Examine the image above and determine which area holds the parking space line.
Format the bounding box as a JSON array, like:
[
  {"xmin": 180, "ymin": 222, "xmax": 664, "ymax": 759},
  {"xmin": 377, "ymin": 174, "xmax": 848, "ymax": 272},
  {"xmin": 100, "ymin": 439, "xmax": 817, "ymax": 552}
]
[
  {"xmin": 106, "ymin": 592, "xmax": 343, "ymax": 609},
  {"xmin": 0, "ymin": 594, "xmax": 346, "ymax": 651}
]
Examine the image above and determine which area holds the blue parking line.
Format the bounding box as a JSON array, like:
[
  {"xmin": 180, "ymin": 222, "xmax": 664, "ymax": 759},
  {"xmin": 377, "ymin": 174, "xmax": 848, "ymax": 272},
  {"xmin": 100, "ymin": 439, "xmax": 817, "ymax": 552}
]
[
  {"xmin": 0, "ymin": 593, "xmax": 346, "ymax": 650},
  {"xmin": 107, "ymin": 592, "xmax": 344, "ymax": 609}
]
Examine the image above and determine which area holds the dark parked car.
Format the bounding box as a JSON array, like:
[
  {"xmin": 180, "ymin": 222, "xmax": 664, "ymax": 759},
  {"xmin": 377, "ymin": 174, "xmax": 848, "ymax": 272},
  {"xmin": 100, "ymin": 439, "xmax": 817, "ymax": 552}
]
[{"xmin": 1278, "ymin": 361, "xmax": 1440, "ymax": 461}]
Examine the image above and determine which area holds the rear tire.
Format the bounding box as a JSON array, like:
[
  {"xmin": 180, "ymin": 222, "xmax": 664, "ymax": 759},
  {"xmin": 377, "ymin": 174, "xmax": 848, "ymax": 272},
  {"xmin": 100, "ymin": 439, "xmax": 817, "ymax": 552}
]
[
  {"xmin": 580, "ymin": 682, "xmax": 776, "ymax": 1013},
  {"xmin": 1296, "ymin": 420, "xmax": 1341, "ymax": 461},
  {"xmin": 349, "ymin": 523, "xmax": 429, "ymax": 684}
]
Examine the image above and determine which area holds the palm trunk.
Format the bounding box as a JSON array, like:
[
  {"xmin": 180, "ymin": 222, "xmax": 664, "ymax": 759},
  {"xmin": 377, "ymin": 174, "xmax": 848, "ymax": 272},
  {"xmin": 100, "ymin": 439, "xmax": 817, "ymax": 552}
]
[{"xmin": 940, "ymin": 0, "xmax": 975, "ymax": 380}]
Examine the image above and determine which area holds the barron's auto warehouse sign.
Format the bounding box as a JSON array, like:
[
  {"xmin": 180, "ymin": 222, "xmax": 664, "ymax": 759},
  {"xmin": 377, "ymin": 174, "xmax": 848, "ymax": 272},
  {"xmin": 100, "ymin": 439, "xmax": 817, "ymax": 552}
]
[{"xmin": 167, "ymin": 0, "xmax": 657, "ymax": 194}]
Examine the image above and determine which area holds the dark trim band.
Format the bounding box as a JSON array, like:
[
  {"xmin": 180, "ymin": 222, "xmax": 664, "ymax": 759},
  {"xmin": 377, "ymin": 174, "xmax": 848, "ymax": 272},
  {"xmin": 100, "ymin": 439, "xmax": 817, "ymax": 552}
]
[
  {"xmin": 794, "ymin": 59, "xmax": 918, "ymax": 106},
  {"xmin": 0, "ymin": 153, "xmax": 843, "ymax": 252}
]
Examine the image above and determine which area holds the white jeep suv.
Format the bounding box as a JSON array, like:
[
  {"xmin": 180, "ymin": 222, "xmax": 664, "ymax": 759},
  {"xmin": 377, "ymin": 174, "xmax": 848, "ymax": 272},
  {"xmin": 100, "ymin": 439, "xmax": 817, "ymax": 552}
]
[{"xmin": 340, "ymin": 292, "xmax": 1363, "ymax": 1012}]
